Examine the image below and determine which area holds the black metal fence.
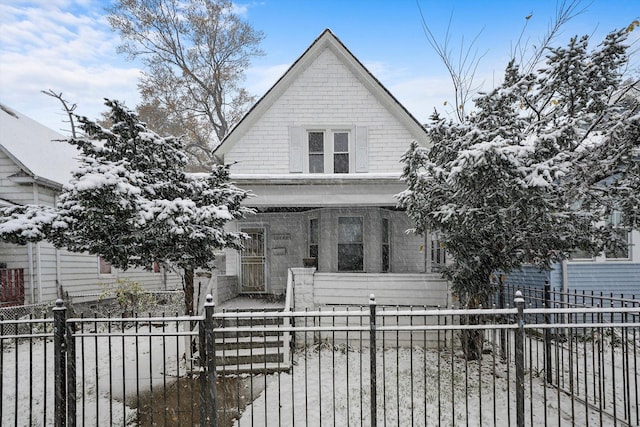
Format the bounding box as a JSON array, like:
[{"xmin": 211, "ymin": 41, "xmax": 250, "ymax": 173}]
[{"xmin": 1, "ymin": 292, "xmax": 639, "ymax": 426}]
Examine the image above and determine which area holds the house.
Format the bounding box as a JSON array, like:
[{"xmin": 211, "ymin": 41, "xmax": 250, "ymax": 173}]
[
  {"xmin": 505, "ymin": 234, "xmax": 640, "ymax": 299},
  {"xmin": 213, "ymin": 29, "xmax": 449, "ymax": 310},
  {"xmin": 0, "ymin": 103, "xmax": 181, "ymax": 306}
]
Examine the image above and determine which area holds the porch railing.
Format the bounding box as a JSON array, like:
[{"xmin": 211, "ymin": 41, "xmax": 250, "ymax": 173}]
[{"xmin": 0, "ymin": 268, "xmax": 25, "ymax": 307}]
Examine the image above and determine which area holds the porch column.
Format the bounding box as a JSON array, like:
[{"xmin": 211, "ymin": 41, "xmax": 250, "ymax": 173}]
[{"xmin": 291, "ymin": 267, "xmax": 316, "ymax": 347}]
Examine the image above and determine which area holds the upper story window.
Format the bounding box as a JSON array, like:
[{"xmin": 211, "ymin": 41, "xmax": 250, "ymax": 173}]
[
  {"xmin": 308, "ymin": 132, "xmax": 325, "ymax": 173},
  {"xmin": 307, "ymin": 129, "xmax": 351, "ymax": 174},
  {"xmin": 289, "ymin": 125, "xmax": 368, "ymax": 174}
]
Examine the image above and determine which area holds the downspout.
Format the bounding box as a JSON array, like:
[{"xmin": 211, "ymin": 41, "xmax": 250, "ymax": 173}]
[
  {"xmin": 54, "ymin": 195, "xmax": 62, "ymax": 299},
  {"xmin": 424, "ymin": 233, "xmax": 431, "ymax": 273},
  {"xmin": 36, "ymin": 242, "xmax": 42, "ymax": 302},
  {"xmin": 27, "ymin": 242, "xmax": 35, "ymax": 303},
  {"xmin": 33, "ymin": 183, "xmax": 42, "ymax": 302}
]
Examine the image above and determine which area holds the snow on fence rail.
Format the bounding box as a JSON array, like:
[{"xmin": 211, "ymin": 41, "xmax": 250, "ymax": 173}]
[{"xmin": 1, "ymin": 292, "xmax": 639, "ymax": 426}]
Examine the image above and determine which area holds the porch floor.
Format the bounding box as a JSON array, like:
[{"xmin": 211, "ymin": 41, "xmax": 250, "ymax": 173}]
[{"xmin": 218, "ymin": 295, "xmax": 285, "ymax": 311}]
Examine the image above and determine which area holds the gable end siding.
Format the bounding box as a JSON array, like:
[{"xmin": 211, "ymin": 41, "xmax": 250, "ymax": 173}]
[{"xmin": 226, "ymin": 48, "xmax": 416, "ymax": 174}]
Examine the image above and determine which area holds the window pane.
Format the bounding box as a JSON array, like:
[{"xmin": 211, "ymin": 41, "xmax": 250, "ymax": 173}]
[
  {"xmin": 605, "ymin": 229, "xmax": 630, "ymax": 259},
  {"xmin": 309, "ymin": 132, "xmax": 324, "ymax": 153},
  {"xmin": 309, "ymin": 218, "xmax": 319, "ymax": 244},
  {"xmin": 334, "ymin": 153, "xmax": 349, "ymax": 173},
  {"xmin": 339, "ymin": 217, "xmax": 363, "ymax": 243},
  {"xmin": 334, "ymin": 132, "xmax": 348, "ymax": 152},
  {"xmin": 309, "ymin": 154, "xmax": 324, "ymax": 173},
  {"xmin": 382, "ymin": 245, "xmax": 390, "ymax": 272},
  {"xmin": 99, "ymin": 257, "xmax": 112, "ymax": 274},
  {"xmin": 382, "ymin": 218, "xmax": 389, "ymax": 244},
  {"xmin": 338, "ymin": 243, "xmax": 363, "ymax": 271}
]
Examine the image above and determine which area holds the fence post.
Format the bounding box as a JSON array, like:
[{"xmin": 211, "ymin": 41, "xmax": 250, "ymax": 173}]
[
  {"xmin": 499, "ymin": 275, "xmax": 506, "ymax": 359},
  {"xmin": 199, "ymin": 310, "xmax": 207, "ymax": 425},
  {"xmin": 66, "ymin": 314, "xmax": 76, "ymax": 427},
  {"xmin": 543, "ymin": 281, "xmax": 552, "ymax": 384},
  {"xmin": 204, "ymin": 294, "xmax": 216, "ymax": 427},
  {"xmin": 53, "ymin": 299, "xmax": 67, "ymax": 427},
  {"xmin": 514, "ymin": 291, "xmax": 525, "ymax": 427},
  {"xmin": 369, "ymin": 294, "xmax": 377, "ymax": 426}
]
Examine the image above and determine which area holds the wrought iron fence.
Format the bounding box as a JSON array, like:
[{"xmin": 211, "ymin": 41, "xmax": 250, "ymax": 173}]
[{"xmin": 1, "ymin": 293, "xmax": 639, "ymax": 426}]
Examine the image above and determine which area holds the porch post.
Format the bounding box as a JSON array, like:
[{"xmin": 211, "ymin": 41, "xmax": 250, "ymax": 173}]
[{"xmin": 290, "ymin": 268, "xmax": 315, "ymax": 347}]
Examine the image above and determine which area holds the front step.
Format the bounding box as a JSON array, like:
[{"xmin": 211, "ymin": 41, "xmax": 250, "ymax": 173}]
[{"xmin": 212, "ymin": 307, "xmax": 291, "ymax": 374}]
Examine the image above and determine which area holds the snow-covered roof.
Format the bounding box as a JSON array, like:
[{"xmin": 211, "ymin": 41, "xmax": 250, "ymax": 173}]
[{"xmin": 0, "ymin": 103, "xmax": 80, "ymax": 188}]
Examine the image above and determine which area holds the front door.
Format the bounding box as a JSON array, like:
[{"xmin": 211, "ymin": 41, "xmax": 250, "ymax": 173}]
[{"xmin": 241, "ymin": 228, "xmax": 266, "ymax": 293}]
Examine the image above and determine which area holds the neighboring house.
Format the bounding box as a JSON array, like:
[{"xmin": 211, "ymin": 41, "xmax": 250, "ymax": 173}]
[
  {"xmin": 506, "ymin": 232, "xmax": 640, "ymax": 298},
  {"xmin": 213, "ymin": 29, "xmax": 449, "ymax": 309},
  {"xmin": 0, "ymin": 103, "xmax": 181, "ymax": 306}
]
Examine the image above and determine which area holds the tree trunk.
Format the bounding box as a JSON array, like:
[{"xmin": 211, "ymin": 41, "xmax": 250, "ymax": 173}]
[
  {"xmin": 184, "ymin": 268, "xmax": 194, "ymax": 316},
  {"xmin": 460, "ymin": 316, "xmax": 485, "ymax": 360}
]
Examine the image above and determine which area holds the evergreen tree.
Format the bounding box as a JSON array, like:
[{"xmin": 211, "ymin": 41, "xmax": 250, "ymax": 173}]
[
  {"xmin": 398, "ymin": 29, "xmax": 639, "ymax": 359},
  {"xmin": 0, "ymin": 100, "xmax": 252, "ymax": 315}
]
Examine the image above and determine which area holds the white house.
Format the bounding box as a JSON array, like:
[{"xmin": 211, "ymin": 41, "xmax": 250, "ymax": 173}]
[
  {"xmin": 213, "ymin": 29, "xmax": 449, "ymax": 309},
  {"xmin": 0, "ymin": 103, "xmax": 181, "ymax": 306}
]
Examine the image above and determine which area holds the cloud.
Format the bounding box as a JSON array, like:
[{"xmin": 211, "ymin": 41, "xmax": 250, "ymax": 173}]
[
  {"xmin": 245, "ymin": 63, "xmax": 291, "ymax": 97},
  {"xmin": 0, "ymin": 1, "xmax": 142, "ymax": 130}
]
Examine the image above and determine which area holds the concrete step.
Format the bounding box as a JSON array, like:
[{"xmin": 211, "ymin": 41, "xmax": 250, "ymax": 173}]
[
  {"xmin": 215, "ymin": 346, "xmax": 284, "ymax": 366},
  {"xmin": 216, "ymin": 361, "xmax": 291, "ymax": 375},
  {"xmin": 215, "ymin": 335, "xmax": 284, "ymax": 350}
]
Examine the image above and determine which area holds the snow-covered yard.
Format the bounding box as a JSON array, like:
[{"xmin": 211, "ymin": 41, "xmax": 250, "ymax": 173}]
[
  {"xmin": 2, "ymin": 313, "xmax": 638, "ymax": 426},
  {"xmin": 235, "ymin": 343, "xmax": 610, "ymax": 426}
]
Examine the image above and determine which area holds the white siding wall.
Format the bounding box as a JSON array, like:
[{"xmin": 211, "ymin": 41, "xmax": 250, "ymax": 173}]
[
  {"xmin": 0, "ymin": 151, "xmax": 37, "ymax": 205},
  {"xmin": 0, "ymin": 151, "xmax": 183, "ymax": 303},
  {"xmin": 226, "ymin": 48, "xmax": 417, "ymax": 174}
]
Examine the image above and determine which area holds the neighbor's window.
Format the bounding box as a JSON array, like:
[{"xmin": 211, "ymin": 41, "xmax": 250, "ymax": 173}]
[
  {"xmin": 431, "ymin": 233, "xmax": 446, "ymax": 272},
  {"xmin": 605, "ymin": 211, "xmax": 630, "ymax": 260},
  {"xmin": 382, "ymin": 218, "xmax": 390, "ymax": 272},
  {"xmin": 309, "ymin": 218, "xmax": 319, "ymax": 268},
  {"xmin": 338, "ymin": 217, "xmax": 363, "ymax": 271},
  {"xmin": 308, "ymin": 131, "xmax": 324, "ymax": 173},
  {"xmin": 99, "ymin": 256, "xmax": 112, "ymax": 275}
]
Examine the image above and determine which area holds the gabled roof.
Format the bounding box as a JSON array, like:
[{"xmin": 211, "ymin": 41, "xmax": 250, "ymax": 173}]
[
  {"xmin": 215, "ymin": 28, "xmax": 428, "ymax": 156},
  {"xmin": 0, "ymin": 103, "xmax": 80, "ymax": 188}
]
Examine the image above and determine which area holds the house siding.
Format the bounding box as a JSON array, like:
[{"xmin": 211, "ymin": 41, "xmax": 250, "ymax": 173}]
[
  {"xmin": 505, "ymin": 262, "xmax": 639, "ymax": 298},
  {"xmin": 225, "ymin": 48, "xmax": 417, "ymax": 174}
]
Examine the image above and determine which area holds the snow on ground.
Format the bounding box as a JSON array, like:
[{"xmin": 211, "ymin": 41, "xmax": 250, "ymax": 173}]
[
  {"xmin": 1, "ymin": 321, "xmax": 185, "ymax": 426},
  {"xmin": 236, "ymin": 343, "xmax": 608, "ymax": 426},
  {"xmin": 3, "ymin": 318, "xmax": 636, "ymax": 426}
]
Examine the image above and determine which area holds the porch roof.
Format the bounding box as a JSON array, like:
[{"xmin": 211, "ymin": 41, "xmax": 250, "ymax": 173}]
[{"xmin": 231, "ymin": 173, "xmax": 405, "ymax": 207}]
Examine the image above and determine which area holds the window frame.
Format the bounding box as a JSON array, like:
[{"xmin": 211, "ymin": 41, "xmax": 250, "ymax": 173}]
[
  {"xmin": 309, "ymin": 217, "xmax": 319, "ymax": 269},
  {"xmin": 304, "ymin": 127, "xmax": 354, "ymax": 174},
  {"xmin": 337, "ymin": 216, "xmax": 364, "ymax": 272},
  {"xmin": 98, "ymin": 256, "xmax": 114, "ymax": 276},
  {"xmin": 381, "ymin": 217, "xmax": 390, "ymax": 273}
]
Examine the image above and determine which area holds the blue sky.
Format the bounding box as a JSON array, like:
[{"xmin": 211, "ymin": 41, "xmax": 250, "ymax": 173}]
[{"xmin": 1, "ymin": 0, "xmax": 638, "ymax": 133}]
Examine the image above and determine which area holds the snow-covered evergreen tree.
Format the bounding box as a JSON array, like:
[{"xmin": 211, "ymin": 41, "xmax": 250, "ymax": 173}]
[
  {"xmin": 0, "ymin": 100, "xmax": 252, "ymax": 314},
  {"xmin": 398, "ymin": 29, "xmax": 639, "ymax": 358}
]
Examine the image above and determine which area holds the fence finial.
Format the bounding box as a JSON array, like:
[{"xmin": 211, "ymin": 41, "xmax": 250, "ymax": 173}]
[
  {"xmin": 54, "ymin": 299, "xmax": 64, "ymax": 309},
  {"xmin": 369, "ymin": 294, "xmax": 376, "ymax": 305},
  {"xmin": 205, "ymin": 294, "xmax": 214, "ymax": 305},
  {"xmin": 514, "ymin": 290, "xmax": 525, "ymax": 304}
]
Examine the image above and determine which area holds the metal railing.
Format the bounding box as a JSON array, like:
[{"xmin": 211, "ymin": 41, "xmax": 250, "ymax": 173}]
[{"xmin": 1, "ymin": 292, "xmax": 639, "ymax": 426}]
